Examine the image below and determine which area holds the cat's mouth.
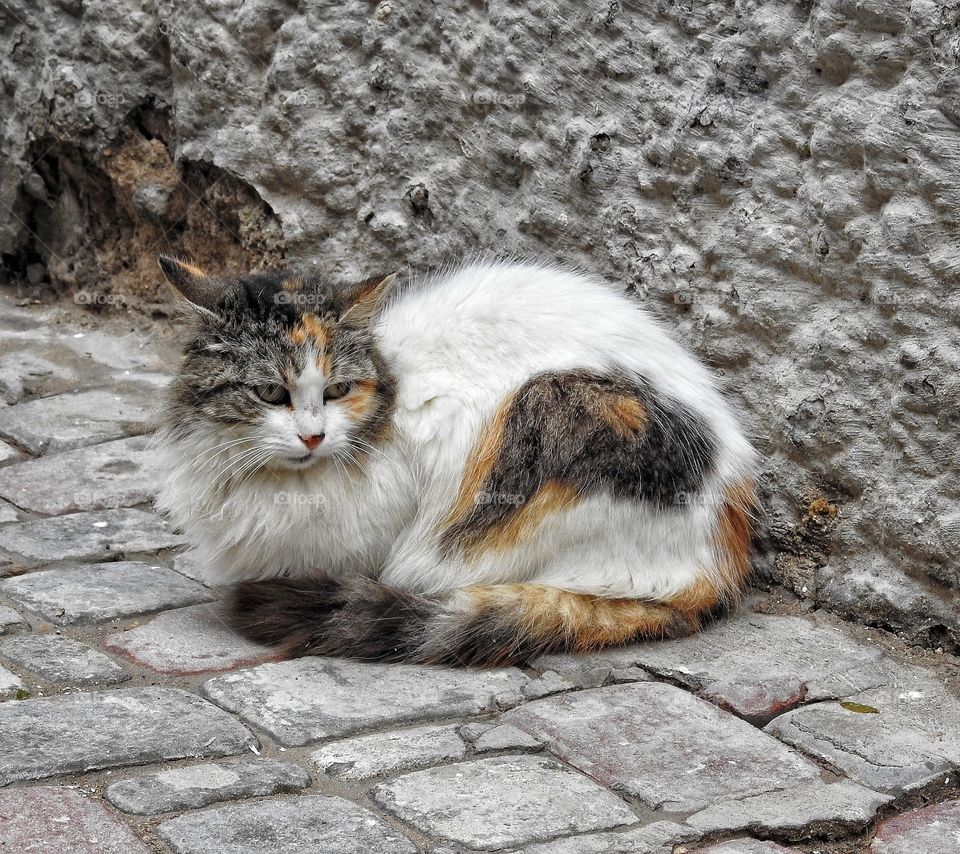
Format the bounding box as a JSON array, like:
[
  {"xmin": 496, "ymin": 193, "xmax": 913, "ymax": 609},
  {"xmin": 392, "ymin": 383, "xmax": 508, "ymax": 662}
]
[
  {"xmin": 273, "ymin": 452, "xmax": 323, "ymax": 471},
  {"xmin": 288, "ymin": 454, "xmax": 316, "ymax": 466}
]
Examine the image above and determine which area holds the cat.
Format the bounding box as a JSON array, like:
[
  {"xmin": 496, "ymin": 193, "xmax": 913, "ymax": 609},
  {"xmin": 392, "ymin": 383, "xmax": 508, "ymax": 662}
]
[{"xmin": 154, "ymin": 256, "xmax": 757, "ymax": 667}]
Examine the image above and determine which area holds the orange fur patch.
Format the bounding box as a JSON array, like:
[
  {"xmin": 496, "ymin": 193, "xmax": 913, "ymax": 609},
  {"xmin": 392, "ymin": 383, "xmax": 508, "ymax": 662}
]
[
  {"xmin": 598, "ymin": 394, "xmax": 648, "ymax": 438},
  {"xmin": 569, "ymin": 596, "xmax": 685, "ymax": 649},
  {"xmin": 667, "ymin": 577, "xmax": 722, "ymax": 626},
  {"xmin": 341, "ymin": 379, "xmax": 378, "ymax": 421},
  {"xmin": 282, "ymin": 276, "xmax": 304, "ymax": 291},
  {"xmin": 440, "ymin": 395, "xmax": 515, "ymax": 531},
  {"xmin": 713, "ymin": 479, "xmax": 756, "ymax": 596},
  {"xmin": 318, "ymin": 350, "xmax": 333, "ymax": 376},
  {"xmin": 290, "ymin": 313, "xmax": 330, "ymax": 349},
  {"xmin": 180, "ymin": 261, "xmax": 207, "ymax": 278},
  {"xmin": 461, "ymin": 481, "xmax": 580, "ymax": 559},
  {"xmin": 463, "ymin": 585, "xmax": 690, "ymax": 659}
]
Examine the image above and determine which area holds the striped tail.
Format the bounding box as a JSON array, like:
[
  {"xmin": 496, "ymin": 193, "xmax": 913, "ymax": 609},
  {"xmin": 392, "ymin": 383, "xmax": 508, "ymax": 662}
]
[{"xmin": 226, "ymin": 575, "xmax": 732, "ymax": 668}]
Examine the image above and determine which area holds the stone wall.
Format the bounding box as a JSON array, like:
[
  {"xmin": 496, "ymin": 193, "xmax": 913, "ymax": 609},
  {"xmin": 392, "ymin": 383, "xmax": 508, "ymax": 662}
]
[{"xmin": 2, "ymin": 0, "xmax": 958, "ymax": 645}]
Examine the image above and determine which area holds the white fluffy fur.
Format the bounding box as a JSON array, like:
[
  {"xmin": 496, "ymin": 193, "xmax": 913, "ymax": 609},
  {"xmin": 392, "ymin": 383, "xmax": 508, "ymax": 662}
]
[{"xmin": 155, "ymin": 261, "xmax": 757, "ymax": 598}]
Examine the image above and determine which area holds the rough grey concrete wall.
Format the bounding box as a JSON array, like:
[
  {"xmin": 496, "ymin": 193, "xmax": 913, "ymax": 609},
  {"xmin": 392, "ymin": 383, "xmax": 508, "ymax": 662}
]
[{"xmin": 1, "ymin": 0, "xmax": 958, "ymax": 645}]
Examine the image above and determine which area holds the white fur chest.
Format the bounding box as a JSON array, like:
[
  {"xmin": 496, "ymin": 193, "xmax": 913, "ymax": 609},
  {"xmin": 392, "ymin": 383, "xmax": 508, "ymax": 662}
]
[{"xmin": 154, "ymin": 433, "xmax": 419, "ymax": 583}]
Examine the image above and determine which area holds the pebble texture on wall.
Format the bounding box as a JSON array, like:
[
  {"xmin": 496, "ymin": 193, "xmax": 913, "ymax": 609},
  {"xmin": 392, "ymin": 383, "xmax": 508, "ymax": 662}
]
[{"xmin": 2, "ymin": 0, "xmax": 958, "ymax": 645}]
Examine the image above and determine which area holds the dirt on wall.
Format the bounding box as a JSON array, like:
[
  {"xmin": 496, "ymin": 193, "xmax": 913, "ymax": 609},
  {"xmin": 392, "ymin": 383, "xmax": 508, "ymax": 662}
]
[{"xmin": 4, "ymin": 107, "xmax": 285, "ymax": 316}]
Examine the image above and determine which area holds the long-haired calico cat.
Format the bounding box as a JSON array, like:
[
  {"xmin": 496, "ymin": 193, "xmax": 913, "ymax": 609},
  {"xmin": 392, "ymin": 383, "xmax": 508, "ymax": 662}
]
[{"xmin": 155, "ymin": 257, "xmax": 757, "ymax": 667}]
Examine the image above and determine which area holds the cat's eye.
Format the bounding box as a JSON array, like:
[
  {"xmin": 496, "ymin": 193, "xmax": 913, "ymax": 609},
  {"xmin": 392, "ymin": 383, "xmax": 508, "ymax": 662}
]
[
  {"xmin": 252, "ymin": 383, "xmax": 290, "ymax": 405},
  {"xmin": 324, "ymin": 382, "xmax": 352, "ymax": 401}
]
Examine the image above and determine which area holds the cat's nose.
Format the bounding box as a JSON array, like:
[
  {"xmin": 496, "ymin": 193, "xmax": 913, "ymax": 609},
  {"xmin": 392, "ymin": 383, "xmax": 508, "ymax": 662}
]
[{"xmin": 298, "ymin": 433, "xmax": 325, "ymax": 451}]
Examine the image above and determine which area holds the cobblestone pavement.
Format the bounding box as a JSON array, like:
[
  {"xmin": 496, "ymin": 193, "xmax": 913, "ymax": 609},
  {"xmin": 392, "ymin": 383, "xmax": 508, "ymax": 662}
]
[{"xmin": 0, "ymin": 294, "xmax": 958, "ymax": 853}]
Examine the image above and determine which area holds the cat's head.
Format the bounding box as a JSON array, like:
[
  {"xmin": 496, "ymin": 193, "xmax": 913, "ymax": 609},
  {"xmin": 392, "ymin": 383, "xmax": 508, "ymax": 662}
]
[{"xmin": 158, "ymin": 256, "xmax": 396, "ymax": 473}]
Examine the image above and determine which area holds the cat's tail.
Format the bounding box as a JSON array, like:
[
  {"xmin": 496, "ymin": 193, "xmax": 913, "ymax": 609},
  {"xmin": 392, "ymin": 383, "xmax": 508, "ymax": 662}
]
[{"xmin": 225, "ymin": 575, "xmax": 731, "ymax": 668}]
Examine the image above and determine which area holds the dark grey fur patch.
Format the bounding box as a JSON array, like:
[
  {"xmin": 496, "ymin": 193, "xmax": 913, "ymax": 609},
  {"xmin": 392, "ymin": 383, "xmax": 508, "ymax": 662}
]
[
  {"xmin": 440, "ymin": 370, "xmax": 716, "ymax": 555},
  {"xmin": 227, "ymin": 575, "xmax": 436, "ymax": 663},
  {"xmin": 424, "ymin": 605, "xmax": 569, "ymax": 667}
]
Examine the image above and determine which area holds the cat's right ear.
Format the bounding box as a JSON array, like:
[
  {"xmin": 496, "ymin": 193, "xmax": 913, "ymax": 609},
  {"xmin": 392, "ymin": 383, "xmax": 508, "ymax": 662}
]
[{"xmin": 158, "ymin": 256, "xmax": 221, "ymax": 316}]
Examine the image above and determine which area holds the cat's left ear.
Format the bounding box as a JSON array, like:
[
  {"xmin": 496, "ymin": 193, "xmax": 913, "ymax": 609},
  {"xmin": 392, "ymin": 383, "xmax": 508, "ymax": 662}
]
[
  {"xmin": 158, "ymin": 256, "xmax": 221, "ymax": 315},
  {"xmin": 340, "ymin": 272, "xmax": 396, "ymax": 326}
]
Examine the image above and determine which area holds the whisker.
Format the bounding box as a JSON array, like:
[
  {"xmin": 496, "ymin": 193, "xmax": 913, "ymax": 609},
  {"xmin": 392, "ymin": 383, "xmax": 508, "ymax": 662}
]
[
  {"xmin": 348, "ymin": 435, "xmax": 391, "ymax": 467},
  {"xmin": 337, "ymin": 446, "xmax": 371, "ymax": 478},
  {"xmin": 196, "ymin": 445, "xmax": 268, "ymax": 504},
  {"xmin": 183, "ymin": 437, "xmax": 257, "ymax": 476}
]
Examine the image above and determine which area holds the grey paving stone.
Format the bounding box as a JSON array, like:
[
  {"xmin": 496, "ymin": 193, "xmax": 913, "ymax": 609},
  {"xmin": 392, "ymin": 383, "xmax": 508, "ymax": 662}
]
[
  {"xmin": 0, "ymin": 347, "xmax": 77, "ymax": 405},
  {"xmin": 0, "ymin": 509, "xmax": 185, "ymax": 565},
  {"xmin": 0, "ymin": 439, "xmax": 21, "ymax": 463},
  {"xmin": 504, "ymin": 682, "xmax": 820, "ymax": 812},
  {"xmin": 116, "ymin": 371, "xmax": 174, "ymax": 394},
  {"xmin": 1, "ymin": 561, "xmax": 212, "ymax": 625},
  {"xmin": 688, "ymin": 779, "xmax": 892, "ymax": 837},
  {"xmin": 0, "ymin": 499, "xmax": 18, "ymax": 523},
  {"xmin": 698, "ymin": 842, "xmax": 793, "ymax": 854},
  {"xmin": 609, "ymin": 666, "xmax": 651, "ymax": 683},
  {"xmin": 0, "ymin": 297, "xmax": 48, "ymax": 329},
  {"xmin": 0, "ymin": 324, "xmax": 157, "ymax": 407},
  {"xmin": 311, "ymin": 724, "xmax": 467, "ymax": 780},
  {"xmin": 0, "ymin": 785, "xmax": 151, "ymax": 854},
  {"xmin": 766, "ymin": 669, "xmax": 960, "ymax": 794},
  {"xmin": 0, "ymin": 686, "xmax": 257, "ymax": 785},
  {"xmin": 473, "ymin": 723, "xmax": 542, "ymax": 753},
  {"xmin": 104, "ymin": 602, "xmax": 275, "ymax": 674},
  {"xmin": 0, "ymin": 436, "xmax": 154, "ymax": 514},
  {"xmin": 0, "ymin": 662, "xmax": 23, "ymax": 699},
  {"xmin": 629, "ymin": 613, "xmax": 897, "ymax": 723},
  {"xmin": 374, "ymin": 755, "xmax": 637, "ymax": 849},
  {"xmin": 0, "ymin": 604, "xmax": 23, "ymax": 633},
  {"xmin": 459, "ymin": 720, "xmax": 495, "ymax": 741},
  {"xmin": 57, "ymin": 329, "xmax": 167, "ymax": 373},
  {"xmin": 532, "ymin": 648, "xmax": 653, "ymax": 689},
  {"xmin": 870, "ymin": 797, "xmax": 960, "ymax": 853},
  {"xmin": 522, "ymin": 669, "xmax": 577, "ymax": 699},
  {"xmin": 0, "ymin": 633, "xmax": 129, "ymax": 685},
  {"xmin": 202, "ymin": 657, "xmax": 529, "ymax": 746},
  {"xmin": 171, "ymin": 549, "xmax": 210, "ymax": 583},
  {"xmin": 0, "ymin": 387, "xmax": 155, "ymax": 454},
  {"xmin": 518, "ymin": 820, "xmax": 693, "ymax": 854},
  {"xmin": 105, "ymin": 758, "xmax": 311, "ymax": 815},
  {"xmin": 157, "ymin": 794, "xmax": 417, "ymax": 854}
]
